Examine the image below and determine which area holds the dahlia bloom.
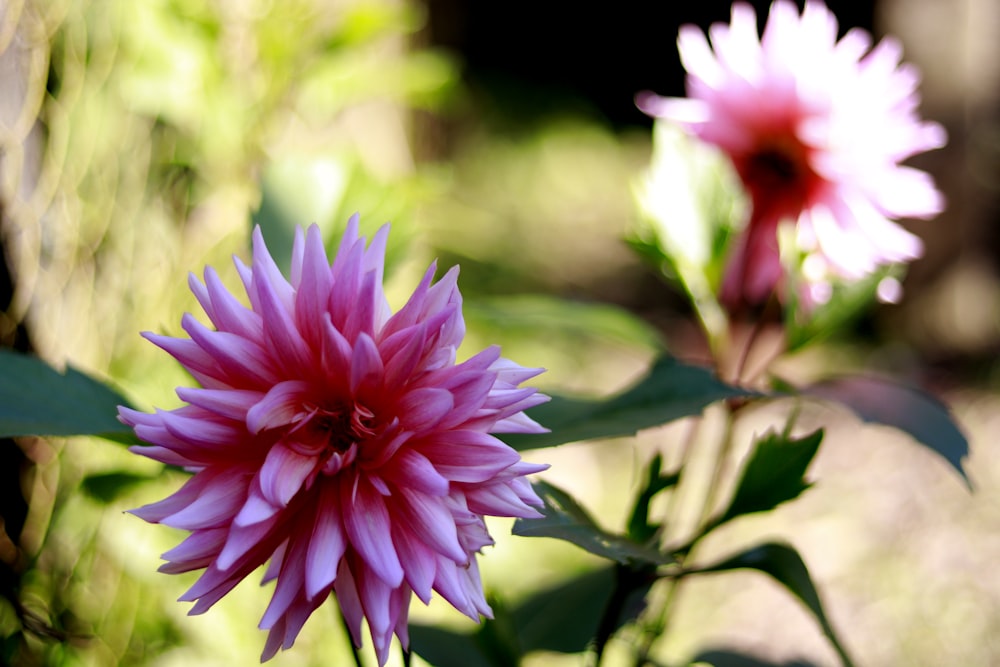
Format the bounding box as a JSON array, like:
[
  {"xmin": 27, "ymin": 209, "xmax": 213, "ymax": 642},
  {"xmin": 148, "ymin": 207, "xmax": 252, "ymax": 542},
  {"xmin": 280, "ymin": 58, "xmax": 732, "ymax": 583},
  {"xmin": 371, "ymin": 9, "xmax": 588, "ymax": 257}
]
[
  {"xmin": 637, "ymin": 0, "xmax": 946, "ymax": 306},
  {"xmin": 120, "ymin": 216, "xmax": 549, "ymax": 664}
]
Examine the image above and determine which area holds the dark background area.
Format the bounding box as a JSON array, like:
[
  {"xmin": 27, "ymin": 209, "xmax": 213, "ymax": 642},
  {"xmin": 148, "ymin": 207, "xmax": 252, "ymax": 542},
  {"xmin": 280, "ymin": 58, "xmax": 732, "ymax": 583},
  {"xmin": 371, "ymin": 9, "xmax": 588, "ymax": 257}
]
[{"xmin": 424, "ymin": 0, "xmax": 877, "ymax": 128}]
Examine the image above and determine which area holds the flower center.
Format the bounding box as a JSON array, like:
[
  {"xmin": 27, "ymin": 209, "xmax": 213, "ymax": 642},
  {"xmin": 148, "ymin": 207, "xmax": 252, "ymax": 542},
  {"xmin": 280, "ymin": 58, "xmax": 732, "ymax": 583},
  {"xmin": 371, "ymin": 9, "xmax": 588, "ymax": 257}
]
[
  {"xmin": 746, "ymin": 148, "xmax": 801, "ymax": 187},
  {"xmin": 735, "ymin": 135, "xmax": 821, "ymax": 220},
  {"xmin": 289, "ymin": 402, "xmax": 377, "ymax": 475}
]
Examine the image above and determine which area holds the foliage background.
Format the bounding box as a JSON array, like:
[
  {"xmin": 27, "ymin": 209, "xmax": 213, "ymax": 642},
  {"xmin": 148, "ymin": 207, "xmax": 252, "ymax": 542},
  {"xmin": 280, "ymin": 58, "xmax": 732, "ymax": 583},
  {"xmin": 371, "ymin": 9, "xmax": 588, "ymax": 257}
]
[{"xmin": 0, "ymin": 0, "xmax": 998, "ymax": 665}]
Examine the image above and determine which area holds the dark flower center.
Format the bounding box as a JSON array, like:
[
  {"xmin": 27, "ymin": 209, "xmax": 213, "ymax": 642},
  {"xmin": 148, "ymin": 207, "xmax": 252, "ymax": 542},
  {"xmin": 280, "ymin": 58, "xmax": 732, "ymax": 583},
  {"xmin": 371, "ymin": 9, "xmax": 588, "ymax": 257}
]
[
  {"xmin": 288, "ymin": 403, "xmax": 377, "ymax": 472},
  {"xmin": 312, "ymin": 404, "xmax": 376, "ymax": 453},
  {"xmin": 746, "ymin": 148, "xmax": 801, "ymax": 187},
  {"xmin": 735, "ymin": 136, "xmax": 822, "ymax": 222}
]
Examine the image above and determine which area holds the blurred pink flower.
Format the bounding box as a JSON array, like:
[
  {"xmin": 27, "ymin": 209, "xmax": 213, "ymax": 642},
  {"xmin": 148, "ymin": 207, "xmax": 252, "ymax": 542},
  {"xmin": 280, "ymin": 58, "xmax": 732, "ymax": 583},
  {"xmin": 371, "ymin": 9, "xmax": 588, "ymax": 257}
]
[
  {"xmin": 637, "ymin": 0, "xmax": 946, "ymax": 307},
  {"xmin": 120, "ymin": 217, "xmax": 548, "ymax": 664}
]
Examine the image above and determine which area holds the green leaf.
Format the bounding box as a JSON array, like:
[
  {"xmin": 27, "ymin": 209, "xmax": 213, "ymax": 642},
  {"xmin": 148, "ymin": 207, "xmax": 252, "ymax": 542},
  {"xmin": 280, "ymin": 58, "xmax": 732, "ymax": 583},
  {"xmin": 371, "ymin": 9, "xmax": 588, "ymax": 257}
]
[
  {"xmin": 465, "ymin": 295, "xmax": 666, "ymax": 355},
  {"xmin": 512, "ymin": 565, "xmax": 651, "ymax": 655},
  {"xmin": 804, "ymin": 376, "xmax": 970, "ymax": 487},
  {"xmin": 693, "ymin": 647, "xmax": 818, "ymax": 666},
  {"xmin": 407, "ymin": 625, "xmax": 496, "ymax": 667},
  {"xmin": 513, "ymin": 480, "xmax": 674, "ymax": 567},
  {"xmin": 409, "ymin": 566, "xmax": 653, "ymax": 664},
  {"xmin": 0, "ymin": 349, "xmax": 135, "ymax": 440},
  {"xmin": 627, "ymin": 453, "xmax": 680, "ymax": 543},
  {"xmin": 80, "ymin": 472, "xmax": 154, "ymax": 503},
  {"xmin": 502, "ymin": 354, "xmax": 756, "ymax": 451},
  {"xmin": 698, "ymin": 542, "xmax": 855, "ymax": 667},
  {"xmin": 784, "ymin": 265, "xmax": 897, "ymax": 353},
  {"xmin": 713, "ymin": 429, "xmax": 823, "ymax": 528}
]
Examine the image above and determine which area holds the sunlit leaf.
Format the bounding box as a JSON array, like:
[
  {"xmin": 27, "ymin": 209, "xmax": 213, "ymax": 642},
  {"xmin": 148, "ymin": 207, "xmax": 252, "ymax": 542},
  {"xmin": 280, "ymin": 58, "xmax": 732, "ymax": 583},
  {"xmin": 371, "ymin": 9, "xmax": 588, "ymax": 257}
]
[
  {"xmin": 627, "ymin": 453, "xmax": 680, "ymax": 543},
  {"xmin": 712, "ymin": 429, "xmax": 822, "ymax": 529},
  {"xmin": 805, "ymin": 376, "xmax": 970, "ymax": 487},
  {"xmin": 513, "ymin": 480, "xmax": 673, "ymax": 566},
  {"xmin": 503, "ymin": 354, "xmax": 755, "ymax": 451},
  {"xmin": 699, "ymin": 542, "xmax": 855, "ymax": 667},
  {"xmin": 0, "ymin": 349, "xmax": 134, "ymax": 440}
]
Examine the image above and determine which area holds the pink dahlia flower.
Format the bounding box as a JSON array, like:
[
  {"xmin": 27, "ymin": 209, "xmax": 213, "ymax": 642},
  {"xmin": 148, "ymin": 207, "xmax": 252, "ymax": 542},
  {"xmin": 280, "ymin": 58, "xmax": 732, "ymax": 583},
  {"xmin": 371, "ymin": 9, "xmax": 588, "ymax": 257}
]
[
  {"xmin": 637, "ymin": 0, "xmax": 946, "ymax": 307},
  {"xmin": 120, "ymin": 216, "xmax": 549, "ymax": 664}
]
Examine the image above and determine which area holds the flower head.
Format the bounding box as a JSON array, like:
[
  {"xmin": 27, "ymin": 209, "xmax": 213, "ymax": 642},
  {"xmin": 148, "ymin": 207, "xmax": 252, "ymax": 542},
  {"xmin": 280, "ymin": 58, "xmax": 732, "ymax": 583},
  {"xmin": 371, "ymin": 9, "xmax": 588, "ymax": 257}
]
[
  {"xmin": 637, "ymin": 0, "xmax": 946, "ymax": 307},
  {"xmin": 120, "ymin": 216, "xmax": 549, "ymax": 664}
]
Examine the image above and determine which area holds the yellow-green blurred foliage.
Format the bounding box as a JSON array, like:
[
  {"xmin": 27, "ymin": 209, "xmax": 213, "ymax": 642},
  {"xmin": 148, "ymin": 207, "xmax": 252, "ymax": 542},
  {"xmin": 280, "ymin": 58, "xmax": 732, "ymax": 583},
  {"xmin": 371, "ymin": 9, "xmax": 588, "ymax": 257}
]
[{"xmin": 0, "ymin": 0, "xmax": 457, "ymax": 664}]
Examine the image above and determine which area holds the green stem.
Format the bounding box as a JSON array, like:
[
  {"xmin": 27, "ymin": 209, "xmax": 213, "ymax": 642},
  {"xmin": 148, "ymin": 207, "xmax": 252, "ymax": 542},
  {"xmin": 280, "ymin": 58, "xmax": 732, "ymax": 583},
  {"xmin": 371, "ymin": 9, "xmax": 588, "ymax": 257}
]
[
  {"xmin": 633, "ymin": 317, "xmax": 765, "ymax": 665},
  {"xmin": 696, "ymin": 408, "xmax": 736, "ymax": 530},
  {"xmin": 629, "ymin": 416, "xmax": 704, "ymax": 666},
  {"xmin": 592, "ymin": 564, "xmax": 649, "ymax": 667},
  {"xmin": 660, "ymin": 418, "xmax": 701, "ymax": 534},
  {"xmin": 679, "ymin": 268, "xmax": 729, "ymax": 363}
]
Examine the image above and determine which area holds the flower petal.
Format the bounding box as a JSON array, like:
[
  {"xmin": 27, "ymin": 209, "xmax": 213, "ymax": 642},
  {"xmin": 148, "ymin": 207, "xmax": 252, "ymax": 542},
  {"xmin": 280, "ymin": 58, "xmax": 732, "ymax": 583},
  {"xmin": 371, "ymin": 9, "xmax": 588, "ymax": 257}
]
[
  {"xmin": 259, "ymin": 442, "xmax": 317, "ymax": 507},
  {"xmin": 341, "ymin": 474, "xmax": 403, "ymax": 587}
]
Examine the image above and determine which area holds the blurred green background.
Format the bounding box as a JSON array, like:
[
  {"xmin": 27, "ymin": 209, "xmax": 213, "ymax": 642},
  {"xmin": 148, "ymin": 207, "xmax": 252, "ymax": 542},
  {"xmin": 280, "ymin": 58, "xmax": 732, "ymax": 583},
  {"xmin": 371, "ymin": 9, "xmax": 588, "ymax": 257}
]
[{"xmin": 0, "ymin": 0, "xmax": 998, "ymax": 665}]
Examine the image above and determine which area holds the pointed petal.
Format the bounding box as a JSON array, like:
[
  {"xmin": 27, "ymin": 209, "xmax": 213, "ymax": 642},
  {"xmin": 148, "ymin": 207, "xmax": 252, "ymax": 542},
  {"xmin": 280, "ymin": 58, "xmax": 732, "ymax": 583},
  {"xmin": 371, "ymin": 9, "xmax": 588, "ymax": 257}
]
[
  {"xmin": 259, "ymin": 443, "xmax": 317, "ymax": 507},
  {"xmin": 341, "ymin": 474, "xmax": 403, "ymax": 586},
  {"xmin": 397, "ymin": 387, "xmax": 454, "ymax": 431},
  {"xmin": 246, "ymin": 381, "xmax": 309, "ymax": 434},
  {"xmin": 394, "ymin": 487, "xmax": 466, "ymax": 564},
  {"xmin": 305, "ymin": 483, "xmax": 347, "ymax": 599},
  {"xmin": 416, "ymin": 430, "xmax": 521, "ymax": 483}
]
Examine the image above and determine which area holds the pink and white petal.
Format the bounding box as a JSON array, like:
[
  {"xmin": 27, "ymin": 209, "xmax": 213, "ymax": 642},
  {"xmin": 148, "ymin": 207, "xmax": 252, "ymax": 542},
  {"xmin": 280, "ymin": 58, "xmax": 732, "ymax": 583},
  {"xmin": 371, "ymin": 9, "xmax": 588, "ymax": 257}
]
[
  {"xmin": 432, "ymin": 557, "xmax": 486, "ymax": 621},
  {"xmin": 489, "ymin": 357, "xmax": 546, "ymax": 387},
  {"xmin": 259, "ymin": 442, "xmax": 318, "ymax": 507},
  {"xmin": 254, "ymin": 261, "xmax": 315, "ymax": 374},
  {"xmin": 396, "ymin": 387, "xmax": 454, "ymax": 431},
  {"xmin": 870, "ymin": 165, "xmax": 944, "ymax": 219},
  {"xmin": 391, "ymin": 523, "xmax": 437, "ymax": 603},
  {"xmin": 161, "ymin": 468, "xmax": 251, "ymax": 530},
  {"xmin": 141, "ymin": 332, "xmax": 227, "ymax": 385},
  {"xmin": 350, "ymin": 332, "xmax": 385, "ymax": 396},
  {"xmin": 216, "ymin": 514, "xmax": 282, "ymax": 572},
  {"xmin": 678, "ymin": 24, "xmax": 723, "ymax": 90},
  {"xmin": 357, "ymin": 566, "xmax": 394, "ymax": 649},
  {"xmin": 378, "ymin": 322, "xmax": 428, "ymax": 389},
  {"xmin": 333, "ymin": 558, "xmax": 365, "ymax": 647},
  {"xmin": 416, "ymin": 430, "xmax": 521, "ymax": 483},
  {"xmin": 260, "ymin": 534, "xmax": 308, "ymax": 630},
  {"xmin": 182, "ymin": 314, "xmax": 278, "ymax": 387},
  {"xmin": 341, "ymin": 474, "xmax": 404, "ymax": 587},
  {"xmin": 202, "ymin": 265, "xmax": 264, "ymax": 340},
  {"xmin": 342, "ymin": 269, "xmax": 380, "ymax": 342},
  {"xmin": 394, "ymin": 487, "xmax": 467, "ymax": 564},
  {"xmin": 262, "ymin": 540, "xmax": 288, "ymax": 585},
  {"xmin": 245, "ymin": 380, "xmax": 310, "ymax": 434},
  {"xmin": 464, "ymin": 481, "xmax": 545, "ymax": 519},
  {"xmin": 251, "ymin": 226, "xmax": 295, "ymax": 312},
  {"xmin": 381, "ymin": 449, "xmax": 450, "ymax": 497},
  {"xmin": 293, "ymin": 225, "xmax": 334, "ymax": 347},
  {"xmin": 158, "ymin": 408, "xmax": 248, "ymax": 449},
  {"xmin": 305, "ymin": 483, "xmax": 347, "ymax": 599},
  {"xmin": 176, "ymin": 387, "xmax": 261, "ymax": 421},
  {"xmin": 159, "ymin": 527, "xmax": 228, "ymax": 574},
  {"xmin": 233, "ymin": 484, "xmax": 282, "ymax": 527},
  {"xmin": 379, "ymin": 264, "xmax": 437, "ymax": 339},
  {"xmin": 489, "ymin": 409, "xmax": 549, "ymax": 434}
]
